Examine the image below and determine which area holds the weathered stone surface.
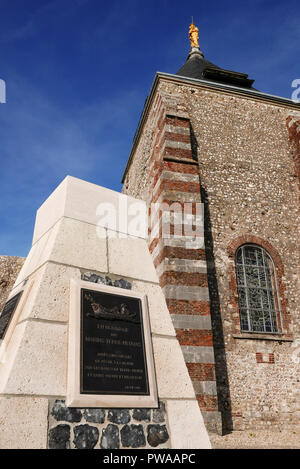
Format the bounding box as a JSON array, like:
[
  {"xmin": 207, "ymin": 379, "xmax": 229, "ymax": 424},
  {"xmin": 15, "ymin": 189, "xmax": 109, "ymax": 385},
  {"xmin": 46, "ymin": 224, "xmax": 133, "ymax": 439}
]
[
  {"xmin": 166, "ymin": 399, "xmax": 212, "ymax": 448},
  {"xmin": 100, "ymin": 424, "xmax": 120, "ymax": 449},
  {"xmin": 51, "ymin": 400, "xmax": 82, "ymax": 423},
  {"xmin": 120, "ymin": 424, "xmax": 146, "ymax": 448},
  {"xmin": 82, "ymin": 272, "xmax": 132, "ymax": 290},
  {"xmin": 82, "ymin": 272, "xmax": 106, "ymax": 284},
  {"xmin": 105, "ymin": 276, "xmax": 113, "ymax": 286},
  {"xmin": 2, "ymin": 322, "xmax": 67, "ymax": 396},
  {"xmin": 108, "ymin": 236, "xmax": 158, "ymax": 283},
  {"xmin": 147, "ymin": 424, "xmax": 169, "ymax": 447},
  {"xmin": 152, "ymin": 336, "xmax": 196, "ymax": 399},
  {"xmin": 16, "ymin": 217, "xmax": 107, "ymax": 286},
  {"xmin": 83, "ymin": 408, "xmax": 105, "ymax": 424},
  {"xmin": 28, "ymin": 263, "xmax": 81, "ymax": 322},
  {"xmin": 0, "ymin": 255, "xmax": 25, "ymax": 311},
  {"xmin": 0, "ymin": 396, "xmax": 48, "ymax": 449},
  {"xmin": 113, "ymin": 278, "xmax": 132, "ymax": 290},
  {"xmin": 73, "ymin": 424, "xmax": 99, "ymax": 449},
  {"xmin": 48, "ymin": 425, "xmax": 70, "ymax": 449},
  {"xmin": 152, "ymin": 401, "xmax": 166, "ymax": 423},
  {"xmin": 108, "ymin": 409, "xmax": 131, "ymax": 424},
  {"xmin": 132, "ymin": 408, "xmax": 151, "ymax": 422}
]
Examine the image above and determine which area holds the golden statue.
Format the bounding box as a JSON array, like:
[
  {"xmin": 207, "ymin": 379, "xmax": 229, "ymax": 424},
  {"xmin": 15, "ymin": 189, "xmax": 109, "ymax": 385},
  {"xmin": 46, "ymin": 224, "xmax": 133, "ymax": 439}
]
[{"xmin": 189, "ymin": 22, "xmax": 199, "ymax": 48}]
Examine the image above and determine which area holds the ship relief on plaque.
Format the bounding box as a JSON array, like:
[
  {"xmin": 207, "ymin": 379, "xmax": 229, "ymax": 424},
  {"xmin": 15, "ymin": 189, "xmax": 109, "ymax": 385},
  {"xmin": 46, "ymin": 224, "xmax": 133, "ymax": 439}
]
[{"xmin": 81, "ymin": 288, "xmax": 149, "ymax": 396}]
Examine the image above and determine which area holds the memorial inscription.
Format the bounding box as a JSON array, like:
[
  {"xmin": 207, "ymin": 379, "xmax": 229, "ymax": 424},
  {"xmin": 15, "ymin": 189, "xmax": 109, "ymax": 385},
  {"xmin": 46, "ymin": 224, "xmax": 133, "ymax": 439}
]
[
  {"xmin": 81, "ymin": 288, "xmax": 149, "ymax": 396},
  {"xmin": 0, "ymin": 291, "xmax": 23, "ymax": 340},
  {"xmin": 67, "ymin": 279, "xmax": 158, "ymax": 408}
]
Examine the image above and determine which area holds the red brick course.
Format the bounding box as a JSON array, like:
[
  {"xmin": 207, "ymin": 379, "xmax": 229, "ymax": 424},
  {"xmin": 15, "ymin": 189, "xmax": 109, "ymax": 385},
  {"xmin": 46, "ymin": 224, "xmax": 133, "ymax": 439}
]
[
  {"xmin": 196, "ymin": 395, "xmax": 219, "ymax": 412},
  {"xmin": 153, "ymin": 247, "xmax": 206, "ymax": 270},
  {"xmin": 256, "ymin": 353, "xmax": 275, "ymax": 364},
  {"xmin": 286, "ymin": 116, "xmax": 300, "ymax": 194},
  {"xmin": 149, "ymin": 159, "xmax": 199, "ymax": 196},
  {"xmin": 165, "ymin": 115, "xmax": 190, "ymax": 128},
  {"xmin": 186, "ymin": 363, "xmax": 216, "ymax": 381},
  {"xmin": 159, "ymin": 180, "xmax": 200, "ymax": 194},
  {"xmin": 159, "ymin": 271, "xmax": 208, "ymax": 288},
  {"xmin": 176, "ymin": 329, "xmax": 213, "ymax": 346},
  {"xmin": 164, "ymin": 147, "xmax": 193, "ymax": 160},
  {"xmin": 164, "ymin": 131, "xmax": 191, "ymax": 144},
  {"xmin": 163, "ymin": 160, "xmax": 199, "ymax": 175},
  {"xmin": 166, "ymin": 299, "xmax": 211, "ymax": 316}
]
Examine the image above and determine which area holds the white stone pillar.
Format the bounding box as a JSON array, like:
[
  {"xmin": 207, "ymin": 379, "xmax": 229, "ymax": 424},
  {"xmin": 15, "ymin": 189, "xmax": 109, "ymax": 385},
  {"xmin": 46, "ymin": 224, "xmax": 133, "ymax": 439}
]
[{"xmin": 0, "ymin": 176, "xmax": 211, "ymax": 449}]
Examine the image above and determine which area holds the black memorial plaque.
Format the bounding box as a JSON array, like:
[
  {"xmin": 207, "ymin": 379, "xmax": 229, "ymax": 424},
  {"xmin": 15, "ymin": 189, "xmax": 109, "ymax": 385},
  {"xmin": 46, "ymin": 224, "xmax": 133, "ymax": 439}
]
[
  {"xmin": 80, "ymin": 288, "xmax": 149, "ymax": 396},
  {"xmin": 0, "ymin": 291, "xmax": 23, "ymax": 340}
]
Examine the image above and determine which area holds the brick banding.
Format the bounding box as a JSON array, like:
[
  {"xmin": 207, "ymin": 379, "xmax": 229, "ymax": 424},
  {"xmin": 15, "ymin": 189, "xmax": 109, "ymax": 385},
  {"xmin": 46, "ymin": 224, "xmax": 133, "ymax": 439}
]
[
  {"xmin": 196, "ymin": 395, "xmax": 219, "ymax": 412},
  {"xmin": 176, "ymin": 329, "xmax": 213, "ymax": 347},
  {"xmin": 164, "ymin": 131, "xmax": 192, "ymax": 143},
  {"xmin": 159, "ymin": 180, "xmax": 201, "ymax": 193},
  {"xmin": 165, "ymin": 115, "xmax": 190, "ymax": 128},
  {"xmin": 286, "ymin": 116, "xmax": 300, "ymax": 193},
  {"xmin": 154, "ymin": 246, "xmax": 207, "ymax": 264},
  {"xmin": 163, "ymin": 160, "xmax": 199, "ymax": 174},
  {"xmin": 166, "ymin": 299, "xmax": 211, "ymax": 316},
  {"xmin": 123, "ymin": 82, "xmax": 300, "ymax": 434},
  {"xmin": 125, "ymin": 101, "xmax": 221, "ymax": 432},
  {"xmin": 159, "ymin": 271, "xmax": 208, "ymax": 288},
  {"xmin": 164, "ymin": 147, "xmax": 193, "ymax": 159},
  {"xmin": 186, "ymin": 363, "xmax": 216, "ymax": 381}
]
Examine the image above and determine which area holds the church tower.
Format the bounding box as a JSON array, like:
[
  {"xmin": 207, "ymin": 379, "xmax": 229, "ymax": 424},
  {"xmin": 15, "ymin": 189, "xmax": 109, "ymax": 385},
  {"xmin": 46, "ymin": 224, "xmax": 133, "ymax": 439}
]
[
  {"xmin": 122, "ymin": 22, "xmax": 300, "ymax": 433},
  {"xmin": 0, "ymin": 22, "xmax": 299, "ymax": 448}
]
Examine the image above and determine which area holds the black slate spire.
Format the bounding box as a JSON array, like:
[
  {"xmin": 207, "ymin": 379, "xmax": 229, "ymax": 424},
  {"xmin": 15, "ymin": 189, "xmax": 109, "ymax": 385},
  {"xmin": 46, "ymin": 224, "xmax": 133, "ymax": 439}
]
[{"xmin": 176, "ymin": 23, "xmax": 255, "ymax": 89}]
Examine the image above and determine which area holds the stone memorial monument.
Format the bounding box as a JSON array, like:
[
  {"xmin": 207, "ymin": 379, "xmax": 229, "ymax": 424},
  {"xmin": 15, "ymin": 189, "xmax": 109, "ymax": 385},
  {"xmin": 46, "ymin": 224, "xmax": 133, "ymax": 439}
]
[{"xmin": 0, "ymin": 175, "xmax": 211, "ymax": 449}]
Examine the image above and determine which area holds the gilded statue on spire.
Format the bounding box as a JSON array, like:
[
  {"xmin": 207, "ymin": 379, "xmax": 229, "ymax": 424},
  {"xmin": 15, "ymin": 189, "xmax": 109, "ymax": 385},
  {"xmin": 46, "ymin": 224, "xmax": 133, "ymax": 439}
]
[{"xmin": 189, "ymin": 22, "xmax": 199, "ymax": 48}]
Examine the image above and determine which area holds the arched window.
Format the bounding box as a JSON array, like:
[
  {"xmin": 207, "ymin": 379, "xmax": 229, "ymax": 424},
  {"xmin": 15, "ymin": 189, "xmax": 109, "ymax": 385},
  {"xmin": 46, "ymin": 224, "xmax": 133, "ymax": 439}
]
[{"xmin": 235, "ymin": 244, "xmax": 282, "ymax": 333}]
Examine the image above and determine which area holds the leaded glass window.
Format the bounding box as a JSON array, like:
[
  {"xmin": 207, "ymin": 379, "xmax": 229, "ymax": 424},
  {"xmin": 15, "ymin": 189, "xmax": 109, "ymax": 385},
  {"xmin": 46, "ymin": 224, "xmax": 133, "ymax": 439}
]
[{"xmin": 235, "ymin": 245, "xmax": 282, "ymax": 333}]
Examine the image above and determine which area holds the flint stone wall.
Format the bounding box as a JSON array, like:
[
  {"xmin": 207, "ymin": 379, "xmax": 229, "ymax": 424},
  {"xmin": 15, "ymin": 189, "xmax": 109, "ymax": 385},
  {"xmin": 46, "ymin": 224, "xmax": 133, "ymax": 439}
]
[
  {"xmin": 48, "ymin": 399, "xmax": 169, "ymax": 449},
  {"xmin": 122, "ymin": 77, "xmax": 300, "ymax": 431}
]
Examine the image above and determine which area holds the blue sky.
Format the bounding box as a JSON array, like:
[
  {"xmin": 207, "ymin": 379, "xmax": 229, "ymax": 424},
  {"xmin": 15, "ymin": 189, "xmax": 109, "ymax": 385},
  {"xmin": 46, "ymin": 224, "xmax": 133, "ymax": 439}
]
[{"xmin": 0, "ymin": 0, "xmax": 299, "ymax": 257}]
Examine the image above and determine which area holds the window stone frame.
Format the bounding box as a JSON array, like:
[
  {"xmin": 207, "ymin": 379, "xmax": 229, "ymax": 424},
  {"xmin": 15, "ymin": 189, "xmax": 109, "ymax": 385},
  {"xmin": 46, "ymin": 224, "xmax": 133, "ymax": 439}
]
[
  {"xmin": 227, "ymin": 235, "xmax": 292, "ymax": 340},
  {"xmin": 234, "ymin": 244, "xmax": 282, "ymax": 334}
]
